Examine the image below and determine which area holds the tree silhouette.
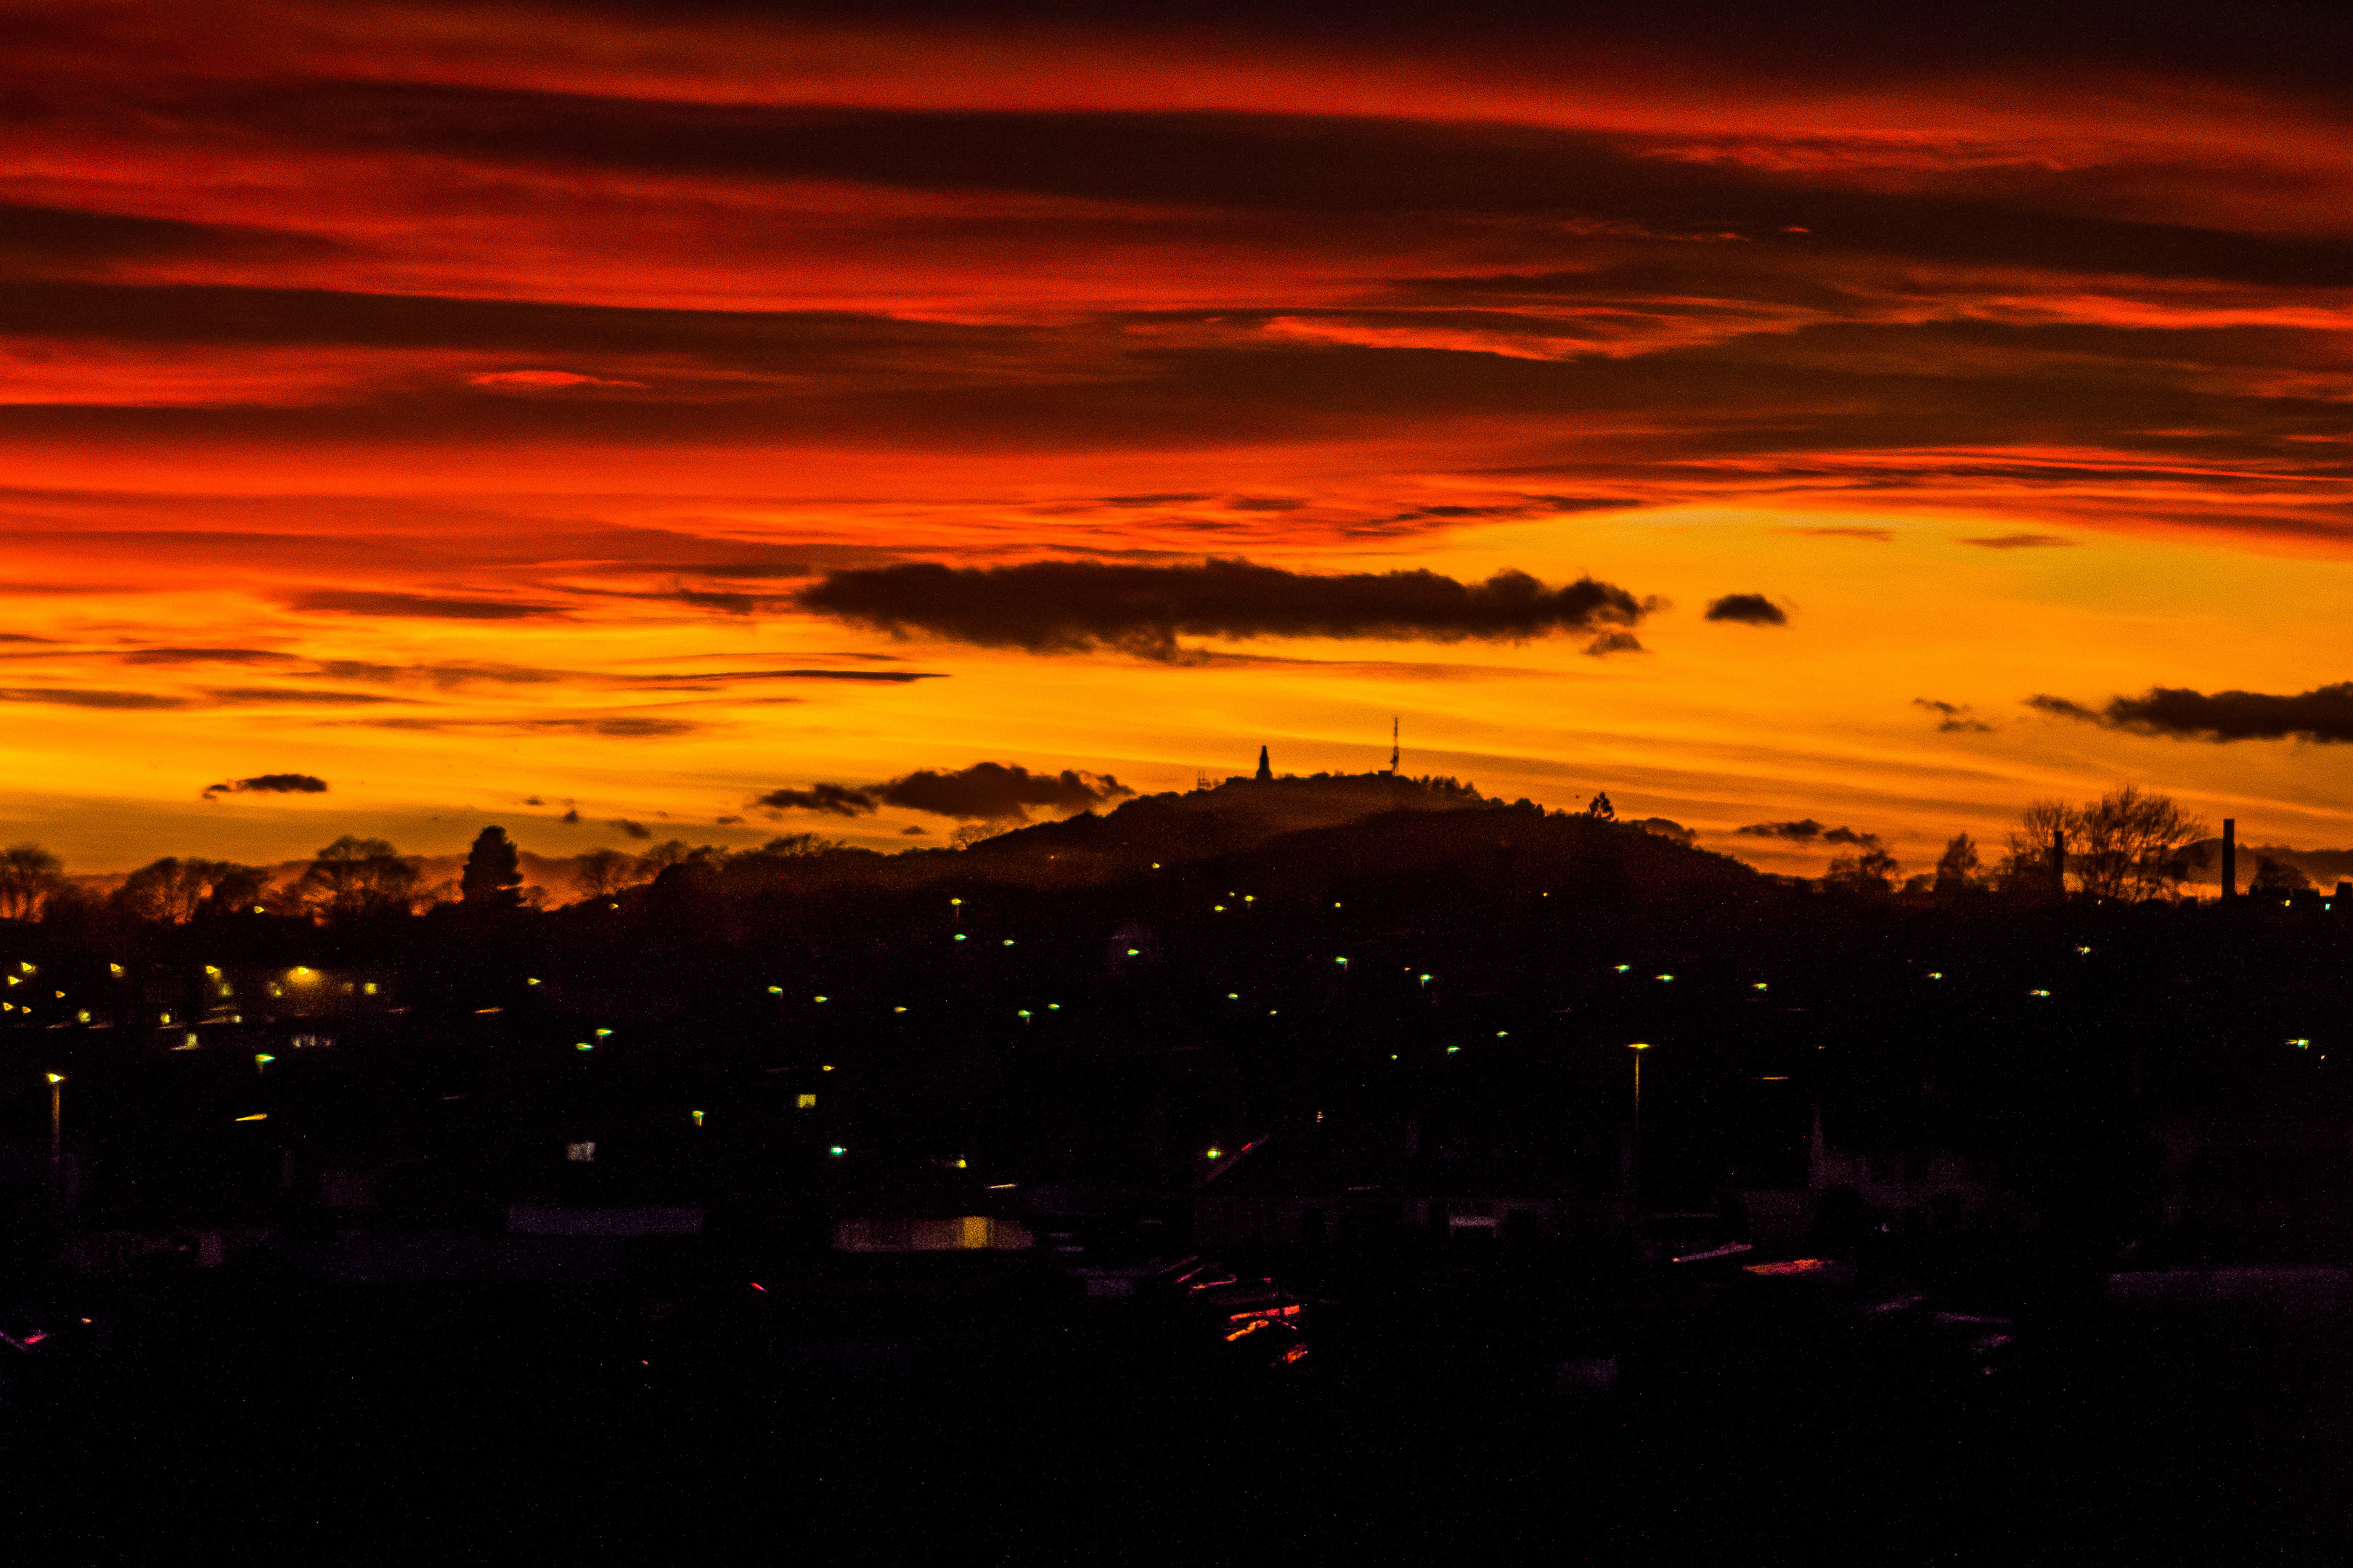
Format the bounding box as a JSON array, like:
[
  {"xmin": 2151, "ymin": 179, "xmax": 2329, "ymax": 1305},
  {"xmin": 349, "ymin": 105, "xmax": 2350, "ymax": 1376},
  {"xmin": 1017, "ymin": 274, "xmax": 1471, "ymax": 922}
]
[
  {"xmin": 635, "ymin": 840, "xmax": 697, "ymax": 877},
  {"xmin": 2251, "ymin": 856, "xmax": 2312, "ymax": 895},
  {"xmin": 0, "ymin": 843, "xmax": 63, "ymax": 920},
  {"xmin": 200, "ymin": 863, "xmax": 274, "ymax": 917},
  {"xmin": 295, "ymin": 836, "xmax": 421, "ymax": 920},
  {"xmin": 1999, "ymin": 799, "xmax": 2072, "ymax": 895},
  {"xmin": 2072, "ymin": 785, "xmax": 2206, "ymax": 899},
  {"xmin": 1824, "ymin": 846, "xmax": 1900, "ymax": 894},
  {"xmin": 574, "ymin": 846, "xmax": 649, "ymax": 900},
  {"xmin": 2001, "ymin": 787, "xmax": 2206, "ymax": 900},
  {"xmin": 1933, "ymin": 833, "xmax": 1985, "ymax": 894},
  {"xmin": 460, "ymin": 825, "xmax": 525, "ymax": 909},
  {"xmin": 112, "ymin": 857, "xmax": 264, "ymax": 923}
]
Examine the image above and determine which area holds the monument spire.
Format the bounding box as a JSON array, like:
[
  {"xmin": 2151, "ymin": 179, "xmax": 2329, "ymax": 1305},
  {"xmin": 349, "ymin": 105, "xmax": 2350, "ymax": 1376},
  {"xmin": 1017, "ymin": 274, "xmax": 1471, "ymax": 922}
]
[{"xmin": 1255, "ymin": 744, "xmax": 1272, "ymax": 781}]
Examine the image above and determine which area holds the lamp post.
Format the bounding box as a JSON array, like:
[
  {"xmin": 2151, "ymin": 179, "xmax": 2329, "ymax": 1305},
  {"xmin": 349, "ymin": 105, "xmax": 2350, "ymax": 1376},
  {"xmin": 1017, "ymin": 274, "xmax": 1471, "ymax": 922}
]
[
  {"xmin": 1624, "ymin": 1044, "xmax": 1650, "ymax": 1219},
  {"xmin": 45, "ymin": 1072, "xmax": 63, "ymax": 1164}
]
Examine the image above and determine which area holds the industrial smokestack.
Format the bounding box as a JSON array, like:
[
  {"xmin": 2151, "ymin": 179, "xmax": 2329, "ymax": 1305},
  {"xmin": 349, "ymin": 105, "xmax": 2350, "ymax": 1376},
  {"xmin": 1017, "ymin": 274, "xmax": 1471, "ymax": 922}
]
[{"xmin": 2222, "ymin": 818, "xmax": 2236, "ymax": 899}]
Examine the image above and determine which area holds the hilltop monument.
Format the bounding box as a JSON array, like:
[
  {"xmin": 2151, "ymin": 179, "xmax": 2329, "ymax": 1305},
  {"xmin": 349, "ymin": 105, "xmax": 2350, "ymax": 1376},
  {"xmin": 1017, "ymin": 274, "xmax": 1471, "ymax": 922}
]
[{"xmin": 1255, "ymin": 745, "xmax": 1273, "ymax": 781}]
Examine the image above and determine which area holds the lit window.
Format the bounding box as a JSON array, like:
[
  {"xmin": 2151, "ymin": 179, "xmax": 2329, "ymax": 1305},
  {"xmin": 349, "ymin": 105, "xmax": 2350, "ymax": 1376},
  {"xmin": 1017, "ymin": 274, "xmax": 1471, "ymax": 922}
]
[{"xmin": 796, "ymin": 1093, "xmax": 817, "ymax": 1109}]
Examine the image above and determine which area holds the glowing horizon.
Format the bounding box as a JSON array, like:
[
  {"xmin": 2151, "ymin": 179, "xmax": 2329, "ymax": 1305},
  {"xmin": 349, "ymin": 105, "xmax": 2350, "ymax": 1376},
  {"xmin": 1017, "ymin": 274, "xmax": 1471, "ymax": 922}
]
[{"xmin": 6, "ymin": 1, "xmax": 2352, "ymax": 880}]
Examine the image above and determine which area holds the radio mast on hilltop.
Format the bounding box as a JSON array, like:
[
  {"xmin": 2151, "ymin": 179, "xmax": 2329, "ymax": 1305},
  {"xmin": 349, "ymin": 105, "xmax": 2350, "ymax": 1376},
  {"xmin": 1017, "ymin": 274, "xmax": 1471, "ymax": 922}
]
[{"xmin": 1387, "ymin": 716, "xmax": 1399, "ymax": 775}]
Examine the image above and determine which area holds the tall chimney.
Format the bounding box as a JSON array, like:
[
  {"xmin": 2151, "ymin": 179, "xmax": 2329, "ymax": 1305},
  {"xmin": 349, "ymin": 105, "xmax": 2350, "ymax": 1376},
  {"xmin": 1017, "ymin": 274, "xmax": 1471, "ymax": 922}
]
[{"xmin": 2222, "ymin": 818, "xmax": 2236, "ymax": 899}]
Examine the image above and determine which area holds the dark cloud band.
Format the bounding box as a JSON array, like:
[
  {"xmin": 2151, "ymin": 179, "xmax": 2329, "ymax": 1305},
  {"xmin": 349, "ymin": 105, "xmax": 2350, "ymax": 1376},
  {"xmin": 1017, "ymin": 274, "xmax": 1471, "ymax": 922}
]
[
  {"xmin": 1704, "ymin": 593, "xmax": 1786, "ymax": 626},
  {"xmin": 795, "ymin": 558, "xmax": 1652, "ymax": 661},
  {"xmin": 756, "ymin": 761, "xmax": 1134, "ymax": 821},
  {"xmin": 1736, "ymin": 818, "xmax": 1883, "ymax": 848},
  {"xmin": 2030, "ymin": 682, "xmax": 2353, "ymax": 743},
  {"xmin": 202, "ymin": 772, "xmax": 327, "ymax": 799}
]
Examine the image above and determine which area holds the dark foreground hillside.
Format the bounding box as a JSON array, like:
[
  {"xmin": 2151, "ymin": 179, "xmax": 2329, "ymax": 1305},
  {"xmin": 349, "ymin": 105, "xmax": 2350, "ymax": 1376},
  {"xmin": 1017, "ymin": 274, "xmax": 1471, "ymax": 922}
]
[
  {"xmin": 9, "ymin": 1238, "xmax": 2353, "ymax": 1565},
  {"xmin": 4, "ymin": 776, "xmax": 2353, "ymax": 1562}
]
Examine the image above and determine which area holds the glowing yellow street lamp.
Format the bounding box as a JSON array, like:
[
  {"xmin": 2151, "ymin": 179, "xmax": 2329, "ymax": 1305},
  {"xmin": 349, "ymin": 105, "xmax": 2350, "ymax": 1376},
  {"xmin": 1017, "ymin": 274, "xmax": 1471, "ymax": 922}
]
[
  {"xmin": 45, "ymin": 1072, "xmax": 63, "ymax": 1163},
  {"xmin": 1627, "ymin": 1042, "xmax": 1652, "ymax": 1130}
]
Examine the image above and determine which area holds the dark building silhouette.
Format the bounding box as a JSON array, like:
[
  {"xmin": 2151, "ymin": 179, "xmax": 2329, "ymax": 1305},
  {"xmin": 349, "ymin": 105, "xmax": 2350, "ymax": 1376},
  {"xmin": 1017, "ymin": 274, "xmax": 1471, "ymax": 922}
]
[
  {"xmin": 1255, "ymin": 745, "xmax": 1272, "ymax": 781},
  {"xmin": 2222, "ymin": 817, "xmax": 2237, "ymax": 898}
]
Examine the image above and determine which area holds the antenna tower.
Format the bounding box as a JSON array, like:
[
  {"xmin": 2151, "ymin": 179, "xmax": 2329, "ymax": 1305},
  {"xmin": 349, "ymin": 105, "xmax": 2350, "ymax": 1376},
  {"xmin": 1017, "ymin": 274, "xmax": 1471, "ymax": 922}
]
[{"xmin": 1389, "ymin": 716, "xmax": 1399, "ymax": 774}]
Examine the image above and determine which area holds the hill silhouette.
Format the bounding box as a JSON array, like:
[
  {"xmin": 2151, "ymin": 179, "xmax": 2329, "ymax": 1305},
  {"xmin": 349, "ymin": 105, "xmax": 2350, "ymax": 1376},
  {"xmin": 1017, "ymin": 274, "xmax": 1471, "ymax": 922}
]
[{"xmin": 746, "ymin": 772, "xmax": 1763, "ymax": 909}]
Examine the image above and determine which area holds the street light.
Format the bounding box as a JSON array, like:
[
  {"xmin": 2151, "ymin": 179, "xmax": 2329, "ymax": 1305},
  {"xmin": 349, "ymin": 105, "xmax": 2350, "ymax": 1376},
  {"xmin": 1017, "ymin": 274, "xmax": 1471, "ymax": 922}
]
[
  {"xmin": 1626, "ymin": 1043, "xmax": 1652, "ymax": 1130},
  {"xmin": 1625, "ymin": 1043, "xmax": 1651, "ymax": 1215},
  {"xmin": 45, "ymin": 1072, "xmax": 63, "ymax": 1163}
]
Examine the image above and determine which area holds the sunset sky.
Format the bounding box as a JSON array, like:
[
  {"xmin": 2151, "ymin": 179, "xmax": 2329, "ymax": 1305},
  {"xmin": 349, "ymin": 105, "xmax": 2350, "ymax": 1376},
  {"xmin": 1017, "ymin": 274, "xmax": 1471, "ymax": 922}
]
[{"xmin": 5, "ymin": 0, "xmax": 2352, "ymax": 879}]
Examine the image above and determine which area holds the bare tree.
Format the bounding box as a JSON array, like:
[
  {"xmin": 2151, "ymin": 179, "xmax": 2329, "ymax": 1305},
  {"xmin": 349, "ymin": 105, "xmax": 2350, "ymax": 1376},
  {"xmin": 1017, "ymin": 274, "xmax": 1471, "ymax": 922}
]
[
  {"xmin": 2071, "ymin": 785, "xmax": 2208, "ymax": 900},
  {"xmin": 1824, "ymin": 846, "xmax": 1900, "ymax": 894},
  {"xmin": 200, "ymin": 864, "xmax": 274, "ymax": 917},
  {"xmin": 294, "ymin": 836, "xmax": 422, "ymax": 920},
  {"xmin": 0, "ymin": 843, "xmax": 64, "ymax": 920},
  {"xmin": 1998, "ymin": 799, "xmax": 2072, "ymax": 894},
  {"xmin": 112, "ymin": 857, "xmax": 272, "ymax": 923},
  {"xmin": 1999, "ymin": 788, "xmax": 2206, "ymax": 901}
]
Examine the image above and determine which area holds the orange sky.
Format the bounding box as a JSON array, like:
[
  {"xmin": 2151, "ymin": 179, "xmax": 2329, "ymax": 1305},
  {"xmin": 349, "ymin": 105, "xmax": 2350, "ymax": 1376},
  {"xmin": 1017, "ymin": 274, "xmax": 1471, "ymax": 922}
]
[{"xmin": 4, "ymin": 0, "xmax": 2352, "ymax": 880}]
